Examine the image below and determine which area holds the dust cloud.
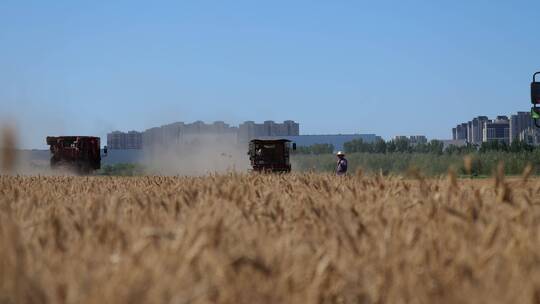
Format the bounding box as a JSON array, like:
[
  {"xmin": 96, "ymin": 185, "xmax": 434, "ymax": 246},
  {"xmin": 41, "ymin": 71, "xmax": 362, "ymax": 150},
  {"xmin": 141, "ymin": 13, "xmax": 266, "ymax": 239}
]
[
  {"xmin": 0, "ymin": 125, "xmax": 80, "ymax": 176},
  {"xmin": 0, "ymin": 126, "xmax": 17, "ymax": 173},
  {"xmin": 2, "ymin": 125, "xmax": 252, "ymax": 176},
  {"xmin": 141, "ymin": 135, "xmax": 250, "ymax": 176}
]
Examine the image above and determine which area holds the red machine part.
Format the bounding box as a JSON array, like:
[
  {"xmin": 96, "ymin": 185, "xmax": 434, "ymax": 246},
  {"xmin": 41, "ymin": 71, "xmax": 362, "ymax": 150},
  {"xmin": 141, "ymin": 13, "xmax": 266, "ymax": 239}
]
[{"xmin": 46, "ymin": 136, "xmax": 102, "ymax": 173}]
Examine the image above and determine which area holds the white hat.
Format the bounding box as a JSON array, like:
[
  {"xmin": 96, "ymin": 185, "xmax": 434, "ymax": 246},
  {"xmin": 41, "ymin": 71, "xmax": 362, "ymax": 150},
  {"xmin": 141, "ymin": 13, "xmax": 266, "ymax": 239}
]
[{"xmin": 336, "ymin": 151, "xmax": 345, "ymax": 156}]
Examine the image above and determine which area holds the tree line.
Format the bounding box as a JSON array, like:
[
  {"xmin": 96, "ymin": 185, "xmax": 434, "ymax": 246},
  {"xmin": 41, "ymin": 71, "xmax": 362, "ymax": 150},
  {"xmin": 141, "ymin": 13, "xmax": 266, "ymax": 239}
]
[
  {"xmin": 344, "ymin": 138, "xmax": 444, "ymax": 154},
  {"xmin": 291, "ymin": 138, "xmax": 536, "ymax": 156},
  {"xmin": 343, "ymin": 138, "xmax": 537, "ymax": 155}
]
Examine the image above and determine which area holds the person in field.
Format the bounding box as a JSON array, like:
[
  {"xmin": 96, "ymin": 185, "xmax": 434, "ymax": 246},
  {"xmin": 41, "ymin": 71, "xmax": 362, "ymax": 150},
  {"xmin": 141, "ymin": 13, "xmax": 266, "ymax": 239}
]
[{"xmin": 336, "ymin": 151, "xmax": 348, "ymax": 175}]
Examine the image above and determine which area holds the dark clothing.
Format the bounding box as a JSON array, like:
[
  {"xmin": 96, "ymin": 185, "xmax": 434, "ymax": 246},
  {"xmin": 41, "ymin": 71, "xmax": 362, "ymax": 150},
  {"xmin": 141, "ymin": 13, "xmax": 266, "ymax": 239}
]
[{"xmin": 336, "ymin": 157, "xmax": 348, "ymax": 175}]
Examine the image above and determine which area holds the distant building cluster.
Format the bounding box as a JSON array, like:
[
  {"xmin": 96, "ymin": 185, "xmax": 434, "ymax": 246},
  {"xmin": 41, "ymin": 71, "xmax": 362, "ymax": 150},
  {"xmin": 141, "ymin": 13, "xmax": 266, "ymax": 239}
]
[
  {"xmin": 107, "ymin": 120, "xmax": 381, "ymax": 152},
  {"xmin": 107, "ymin": 131, "xmax": 143, "ymax": 149},
  {"xmin": 452, "ymin": 111, "xmax": 539, "ymax": 145},
  {"xmin": 141, "ymin": 121, "xmax": 239, "ymax": 149},
  {"xmin": 108, "ymin": 121, "xmax": 240, "ymax": 150},
  {"xmin": 238, "ymin": 120, "xmax": 299, "ymax": 143},
  {"xmin": 107, "ymin": 120, "xmax": 299, "ymax": 149}
]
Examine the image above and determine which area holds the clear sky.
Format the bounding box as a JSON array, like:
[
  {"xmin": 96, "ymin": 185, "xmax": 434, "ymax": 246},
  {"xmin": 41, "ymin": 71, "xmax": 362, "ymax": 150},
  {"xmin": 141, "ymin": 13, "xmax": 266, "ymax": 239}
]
[{"xmin": 1, "ymin": 0, "xmax": 539, "ymax": 149}]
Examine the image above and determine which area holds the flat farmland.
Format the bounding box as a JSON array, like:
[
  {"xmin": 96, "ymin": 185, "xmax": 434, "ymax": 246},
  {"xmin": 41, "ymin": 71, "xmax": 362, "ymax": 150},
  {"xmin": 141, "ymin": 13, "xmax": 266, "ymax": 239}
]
[{"xmin": 2, "ymin": 173, "xmax": 540, "ymax": 304}]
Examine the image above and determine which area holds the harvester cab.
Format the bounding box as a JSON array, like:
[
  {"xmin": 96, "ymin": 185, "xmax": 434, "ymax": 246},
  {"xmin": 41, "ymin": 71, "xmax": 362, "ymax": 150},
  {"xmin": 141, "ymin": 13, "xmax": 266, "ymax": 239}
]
[
  {"xmin": 248, "ymin": 139, "xmax": 296, "ymax": 173},
  {"xmin": 46, "ymin": 136, "xmax": 103, "ymax": 174},
  {"xmin": 531, "ymin": 72, "xmax": 540, "ymax": 127}
]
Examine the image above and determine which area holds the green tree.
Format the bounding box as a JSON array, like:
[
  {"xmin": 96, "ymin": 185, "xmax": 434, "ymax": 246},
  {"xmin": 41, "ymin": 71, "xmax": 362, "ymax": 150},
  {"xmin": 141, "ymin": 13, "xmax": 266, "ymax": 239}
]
[
  {"xmin": 427, "ymin": 140, "xmax": 443, "ymax": 155},
  {"xmin": 480, "ymin": 140, "xmax": 509, "ymax": 153},
  {"xmin": 386, "ymin": 140, "xmax": 396, "ymax": 153},
  {"xmin": 509, "ymin": 140, "xmax": 533, "ymax": 153},
  {"xmin": 394, "ymin": 138, "xmax": 410, "ymax": 153},
  {"xmin": 373, "ymin": 139, "xmax": 387, "ymax": 154}
]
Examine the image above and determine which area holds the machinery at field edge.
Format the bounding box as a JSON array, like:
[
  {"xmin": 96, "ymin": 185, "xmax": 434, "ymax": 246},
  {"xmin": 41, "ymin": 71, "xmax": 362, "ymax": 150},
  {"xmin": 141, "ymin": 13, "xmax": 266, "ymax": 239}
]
[
  {"xmin": 248, "ymin": 139, "xmax": 296, "ymax": 173},
  {"xmin": 531, "ymin": 71, "xmax": 540, "ymax": 127},
  {"xmin": 46, "ymin": 136, "xmax": 107, "ymax": 174}
]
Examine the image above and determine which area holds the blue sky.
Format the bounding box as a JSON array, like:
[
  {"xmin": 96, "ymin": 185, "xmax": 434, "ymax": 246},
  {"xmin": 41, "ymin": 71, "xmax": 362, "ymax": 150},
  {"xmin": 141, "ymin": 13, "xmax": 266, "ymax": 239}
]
[{"xmin": 1, "ymin": 0, "xmax": 538, "ymax": 148}]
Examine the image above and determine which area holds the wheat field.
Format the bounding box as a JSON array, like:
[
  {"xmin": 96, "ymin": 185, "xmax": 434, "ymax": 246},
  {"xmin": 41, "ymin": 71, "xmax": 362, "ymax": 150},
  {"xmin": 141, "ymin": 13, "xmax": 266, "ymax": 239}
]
[{"xmin": 1, "ymin": 172, "xmax": 540, "ymax": 304}]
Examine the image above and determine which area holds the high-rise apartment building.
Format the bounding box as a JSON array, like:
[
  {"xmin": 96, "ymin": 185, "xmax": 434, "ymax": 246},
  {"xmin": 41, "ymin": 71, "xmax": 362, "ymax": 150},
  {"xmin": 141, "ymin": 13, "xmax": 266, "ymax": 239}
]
[
  {"xmin": 107, "ymin": 131, "xmax": 143, "ymax": 149},
  {"xmin": 519, "ymin": 127, "xmax": 540, "ymax": 145},
  {"xmin": 471, "ymin": 116, "xmax": 489, "ymax": 144},
  {"xmin": 483, "ymin": 116, "xmax": 510, "ymax": 144},
  {"xmin": 467, "ymin": 121, "xmax": 473, "ymax": 143},
  {"xmin": 509, "ymin": 111, "xmax": 533, "ymax": 143},
  {"xmin": 393, "ymin": 136, "xmax": 409, "ymax": 141},
  {"xmin": 452, "ymin": 123, "xmax": 468, "ymax": 140},
  {"xmin": 238, "ymin": 120, "xmax": 299, "ymax": 142}
]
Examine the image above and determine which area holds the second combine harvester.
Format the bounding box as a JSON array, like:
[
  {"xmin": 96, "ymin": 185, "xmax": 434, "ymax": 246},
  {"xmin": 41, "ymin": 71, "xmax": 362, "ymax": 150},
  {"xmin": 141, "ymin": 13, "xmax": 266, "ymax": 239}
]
[{"xmin": 248, "ymin": 139, "xmax": 296, "ymax": 173}]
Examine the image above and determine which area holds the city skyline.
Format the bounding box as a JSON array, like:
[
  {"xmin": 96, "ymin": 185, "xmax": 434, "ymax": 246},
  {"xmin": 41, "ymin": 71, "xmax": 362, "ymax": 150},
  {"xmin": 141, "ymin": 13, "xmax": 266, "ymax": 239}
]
[
  {"xmin": 10, "ymin": 106, "xmax": 537, "ymax": 150},
  {"xmin": 107, "ymin": 107, "xmax": 536, "ymax": 143},
  {"xmin": 107, "ymin": 111, "xmax": 540, "ymax": 153},
  {"xmin": 452, "ymin": 110, "xmax": 539, "ymax": 145},
  {"xmin": 106, "ymin": 107, "xmax": 540, "ymax": 152}
]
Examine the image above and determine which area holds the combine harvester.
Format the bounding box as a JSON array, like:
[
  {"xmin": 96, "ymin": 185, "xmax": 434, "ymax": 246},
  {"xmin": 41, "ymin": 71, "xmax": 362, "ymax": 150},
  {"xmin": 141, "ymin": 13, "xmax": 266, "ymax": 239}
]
[
  {"xmin": 247, "ymin": 139, "xmax": 296, "ymax": 173},
  {"xmin": 46, "ymin": 136, "xmax": 107, "ymax": 174}
]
